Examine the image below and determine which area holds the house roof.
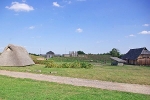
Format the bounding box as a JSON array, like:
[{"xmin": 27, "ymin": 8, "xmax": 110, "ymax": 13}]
[
  {"xmin": 0, "ymin": 44, "xmax": 35, "ymax": 66},
  {"xmin": 46, "ymin": 51, "xmax": 54, "ymax": 54},
  {"xmin": 110, "ymin": 57, "xmax": 126, "ymax": 63},
  {"xmin": 122, "ymin": 47, "xmax": 150, "ymax": 60},
  {"xmin": 141, "ymin": 49, "xmax": 150, "ymax": 54}
]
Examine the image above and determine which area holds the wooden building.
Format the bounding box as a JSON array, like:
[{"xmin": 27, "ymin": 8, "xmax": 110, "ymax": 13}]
[
  {"xmin": 110, "ymin": 57, "xmax": 126, "ymax": 66},
  {"xmin": 122, "ymin": 47, "xmax": 150, "ymax": 65}
]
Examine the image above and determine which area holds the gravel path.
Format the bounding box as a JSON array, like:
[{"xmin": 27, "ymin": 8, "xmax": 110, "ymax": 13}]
[{"xmin": 0, "ymin": 70, "xmax": 150, "ymax": 95}]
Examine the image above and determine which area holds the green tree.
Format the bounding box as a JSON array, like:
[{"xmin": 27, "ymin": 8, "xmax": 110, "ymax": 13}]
[
  {"xmin": 77, "ymin": 51, "xmax": 85, "ymax": 55},
  {"xmin": 110, "ymin": 48, "xmax": 120, "ymax": 57}
]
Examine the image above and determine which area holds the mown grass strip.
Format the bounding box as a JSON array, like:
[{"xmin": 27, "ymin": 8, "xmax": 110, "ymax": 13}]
[
  {"xmin": 0, "ymin": 75, "xmax": 150, "ymax": 100},
  {"xmin": 0, "ymin": 64, "xmax": 150, "ymax": 85}
]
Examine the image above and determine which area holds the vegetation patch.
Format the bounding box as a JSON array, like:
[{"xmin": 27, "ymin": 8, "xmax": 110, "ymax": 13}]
[
  {"xmin": 45, "ymin": 60, "xmax": 93, "ymax": 69},
  {"xmin": 0, "ymin": 65, "xmax": 150, "ymax": 85},
  {"xmin": 0, "ymin": 75, "xmax": 150, "ymax": 100}
]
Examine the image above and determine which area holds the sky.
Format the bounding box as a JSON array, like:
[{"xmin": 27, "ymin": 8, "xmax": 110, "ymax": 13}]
[{"xmin": 0, "ymin": 0, "xmax": 150, "ymax": 54}]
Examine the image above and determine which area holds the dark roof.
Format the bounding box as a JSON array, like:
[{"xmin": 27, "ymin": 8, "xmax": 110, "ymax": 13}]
[
  {"xmin": 110, "ymin": 57, "xmax": 126, "ymax": 63},
  {"xmin": 122, "ymin": 47, "xmax": 150, "ymax": 60},
  {"xmin": 46, "ymin": 51, "xmax": 54, "ymax": 54}
]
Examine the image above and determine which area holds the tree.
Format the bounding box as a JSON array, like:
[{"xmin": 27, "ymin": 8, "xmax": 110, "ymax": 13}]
[
  {"xmin": 77, "ymin": 51, "xmax": 85, "ymax": 55},
  {"xmin": 109, "ymin": 48, "xmax": 120, "ymax": 57}
]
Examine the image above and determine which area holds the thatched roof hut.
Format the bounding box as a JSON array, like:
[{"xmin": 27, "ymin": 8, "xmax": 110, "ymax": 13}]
[{"xmin": 0, "ymin": 44, "xmax": 35, "ymax": 66}]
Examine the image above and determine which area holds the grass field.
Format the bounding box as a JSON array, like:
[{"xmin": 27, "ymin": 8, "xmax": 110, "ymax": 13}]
[
  {"xmin": 0, "ymin": 64, "xmax": 150, "ymax": 85},
  {"xmin": 31, "ymin": 55, "xmax": 111, "ymax": 63},
  {"xmin": 0, "ymin": 75, "xmax": 150, "ymax": 100},
  {"xmin": 49, "ymin": 55, "xmax": 111, "ymax": 63}
]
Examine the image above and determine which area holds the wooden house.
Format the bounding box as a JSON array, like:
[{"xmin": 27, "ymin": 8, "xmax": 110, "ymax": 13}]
[
  {"xmin": 110, "ymin": 57, "xmax": 126, "ymax": 66},
  {"xmin": 122, "ymin": 47, "xmax": 150, "ymax": 65}
]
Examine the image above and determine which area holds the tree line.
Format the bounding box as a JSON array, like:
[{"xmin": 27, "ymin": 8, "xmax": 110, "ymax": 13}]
[{"xmin": 77, "ymin": 48, "xmax": 123, "ymax": 58}]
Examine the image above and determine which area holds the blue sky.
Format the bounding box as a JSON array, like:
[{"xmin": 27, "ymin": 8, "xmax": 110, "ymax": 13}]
[{"xmin": 0, "ymin": 0, "xmax": 150, "ymax": 54}]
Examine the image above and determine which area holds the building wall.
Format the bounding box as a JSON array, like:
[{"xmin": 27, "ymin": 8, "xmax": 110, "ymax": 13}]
[
  {"xmin": 137, "ymin": 54, "xmax": 150, "ymax": 65},
  {"xmin": 46, "ymin": 54, "xmax": 54, "ymax": 59},
  {"xmin": 128, "ymin": 54, "xmax": 150, "ymax": 65},
  {"xmin": 63, "ymin": 54, "xmax": 70, "ymax": 57}
]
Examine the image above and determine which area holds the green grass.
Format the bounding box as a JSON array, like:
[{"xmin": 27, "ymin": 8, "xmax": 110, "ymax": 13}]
[
  {"xmin": 0, "ymin": 64, "xmax": 150, "ymax": 85},
  {"xmin": 0, "ymin": 75, "xmax": 149, "ymax": 100},
  {"xmin": 49, "ymin": 55, "xmax": 111, "ymax": 63}
]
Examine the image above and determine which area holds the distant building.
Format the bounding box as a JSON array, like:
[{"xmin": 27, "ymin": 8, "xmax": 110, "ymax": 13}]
[
  {"xmin": 63, "ymin": 54, "xmax": 71, "ymax": 57},
  {"xmin": 78, "ymin": 54, "xmax": 86, "ymax": 57},
  {"xmin": 110, "ymin": 57, "xmax": 126, "ymax": 66},
  {"xmin": 63, "ymin": 51, "xmax": 78, "ymax": 57},
  {"xmin": 69, "ymin": 51, "xmax": 78, "ymax": 57},
  {"xmin": 46, "ymin": 51, "xmax": 55, "ymax": 59},
  {"xmin": 122, "ymin": 47, "xmax": 150, "ymax": 65},
  {"xmin": 54, "ymin": 54, "xmax": 62, "ymax": 57}
]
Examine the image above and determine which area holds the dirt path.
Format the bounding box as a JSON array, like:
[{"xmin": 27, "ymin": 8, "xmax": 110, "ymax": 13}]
[{"xmin": 0, "ymin": 70, "xmax": 150, "ymax": 95}]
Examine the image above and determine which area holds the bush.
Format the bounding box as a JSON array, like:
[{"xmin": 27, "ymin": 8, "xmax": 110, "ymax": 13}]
[
  {"xmin": 45, "ymin": 60, "xmax": 58, "ymax": 68},
  {"xmin": 70, "ymin": 62, "xmax": 81, "ymax": 68},
  {"xmin": 44, "ymin": 60, "xmax": 93, "ymax": 69},
  {"xmin": 33, "ymin": 59, "xmax": 47, "ymax": 65},
  {"xmin": 61, "ymin": 63, "xmax": 70, "ymax": 68},
  {"xmin": 80, "ymin": 62, "xmax": 93, "ymax": 69}
]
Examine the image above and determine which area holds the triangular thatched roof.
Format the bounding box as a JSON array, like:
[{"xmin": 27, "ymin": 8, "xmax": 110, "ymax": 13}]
[
  {"xmin": 0, "ymin": 44, "xmax": 35, "ymax": 66},
  {"xmin": 122, "ymin": 47, "xmax": 150, "ymax": 60}
]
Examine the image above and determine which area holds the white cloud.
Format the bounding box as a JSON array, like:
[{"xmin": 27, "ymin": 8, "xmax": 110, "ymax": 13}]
[
  {"xmin": 139, "ymin": 31, "xmax": 150, "ymax": 34},
  {"xmin": 29, "ymin": 26, "xmax": 35, "ymax": 29},
  {"xmin": 143, "ymin": 24, "xmax": 149, "ymax": 26},
  {"xmin": 125, "ymin": 34, "xmax": 136, "ymax": 38},
  {"xmin": 5, "ymin": 2, "xmax": 34, "ymax": 12},
  {"xmin": 129, "ymin": 34, "xmax": 135, "ymax": 37},
  {"xmin": 76, "ymin": 28, "xmax": 83, "ymax": 33},
  {"xmin": 53, "ymin": 2, "xmax": 60, "ymax": 7}
]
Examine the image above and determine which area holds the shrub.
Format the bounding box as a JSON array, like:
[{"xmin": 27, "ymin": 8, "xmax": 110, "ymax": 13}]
[
  {"xmin": 33, "ymin": 59, "xmax": 47, "ymax": 65},
  {"xmin": 61, "ymin": 63, "xmax": 70, "ymax": 68},
  {"xmin": 45, "ymin": 60, "xmax": 58, "ymax": 68},
  {"xmin": 70, "ymin": 61, "xmax": 81, "ymax": 68},
  {"xmin": 86, "ymin": 63, "xmax": 93, "ymax": 69},
  {"xmin": 80, "ymin": 62, "xmax": 87, "ymax": 68},
  {"xmin": 44, "ymin": 60, "xmax": 93, "ymax": 69},
  {"xmin": 80, "ymin": 62, "xmax": 93, "ymax": 69}
]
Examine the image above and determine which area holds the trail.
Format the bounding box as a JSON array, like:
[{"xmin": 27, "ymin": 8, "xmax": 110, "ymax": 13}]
[{"xmin": 0, "ymin": 70, "xmax": 150, "ymax": 95}]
